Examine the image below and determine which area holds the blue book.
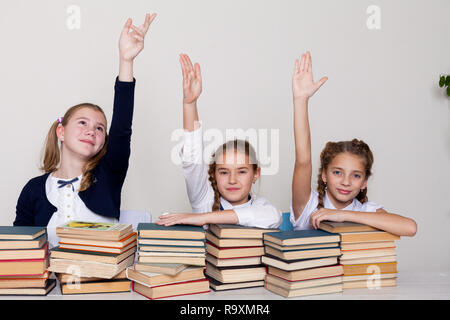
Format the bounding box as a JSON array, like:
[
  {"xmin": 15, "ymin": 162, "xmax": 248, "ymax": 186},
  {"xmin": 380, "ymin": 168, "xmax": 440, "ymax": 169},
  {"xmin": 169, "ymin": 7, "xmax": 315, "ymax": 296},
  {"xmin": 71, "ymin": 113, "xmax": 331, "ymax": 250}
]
[
  {"xmin": 0, "ymin": 226, "xmax": 46, "ymax": 240},
  {"xmin": 263, "ymin": 230, "xmax": 340, "ymax": 247},
  {"xmin": 137, "ymin": 223, "xmax": 205, "ymax": 240}
]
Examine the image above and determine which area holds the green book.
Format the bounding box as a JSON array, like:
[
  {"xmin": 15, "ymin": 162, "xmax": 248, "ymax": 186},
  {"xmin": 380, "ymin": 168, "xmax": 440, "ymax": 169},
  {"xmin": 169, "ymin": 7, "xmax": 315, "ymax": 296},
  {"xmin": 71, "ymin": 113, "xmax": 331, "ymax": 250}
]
[
  {"xmin": 263, "ymin": 230, "xmax": 340, "ymax": 247},
  {"xmin": 137, "ymin": 223, "xmax": 205, "ymax": 240},
  {"xmin": 0, "ymin": 226, "xmax": 46, "ymax": 240}
]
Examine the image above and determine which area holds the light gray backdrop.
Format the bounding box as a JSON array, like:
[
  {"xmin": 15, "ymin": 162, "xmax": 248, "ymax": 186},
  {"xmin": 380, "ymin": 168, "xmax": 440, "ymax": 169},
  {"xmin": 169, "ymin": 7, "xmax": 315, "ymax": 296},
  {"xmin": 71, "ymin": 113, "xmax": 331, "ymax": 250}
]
[{"xmin": 1, "ymin": 0, "xmax": 449, "ymax": 272}]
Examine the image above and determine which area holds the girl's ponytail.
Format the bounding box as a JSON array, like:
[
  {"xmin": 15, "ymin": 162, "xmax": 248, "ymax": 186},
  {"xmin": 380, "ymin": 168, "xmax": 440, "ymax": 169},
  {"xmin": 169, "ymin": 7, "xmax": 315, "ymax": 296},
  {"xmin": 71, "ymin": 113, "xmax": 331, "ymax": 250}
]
[{"xmin": 40, "ymin": 120, "xmax": 61, "ymax": 173}]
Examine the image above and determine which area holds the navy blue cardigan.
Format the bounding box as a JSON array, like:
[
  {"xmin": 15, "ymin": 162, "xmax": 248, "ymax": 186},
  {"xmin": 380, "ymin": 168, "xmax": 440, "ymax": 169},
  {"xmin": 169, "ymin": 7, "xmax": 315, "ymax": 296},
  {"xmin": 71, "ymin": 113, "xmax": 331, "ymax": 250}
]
[{"xmin": 14, "ymin": 77, "xmax": 136, "ymax": 227}]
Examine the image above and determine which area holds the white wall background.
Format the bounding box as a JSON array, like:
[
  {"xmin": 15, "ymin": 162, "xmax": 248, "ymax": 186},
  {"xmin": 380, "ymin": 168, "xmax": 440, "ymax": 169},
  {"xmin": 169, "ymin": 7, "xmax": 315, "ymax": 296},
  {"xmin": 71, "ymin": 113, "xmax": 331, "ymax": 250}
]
[{"xmin": 0, "ymin": 0, "xmax": 449, "ymax": 272}]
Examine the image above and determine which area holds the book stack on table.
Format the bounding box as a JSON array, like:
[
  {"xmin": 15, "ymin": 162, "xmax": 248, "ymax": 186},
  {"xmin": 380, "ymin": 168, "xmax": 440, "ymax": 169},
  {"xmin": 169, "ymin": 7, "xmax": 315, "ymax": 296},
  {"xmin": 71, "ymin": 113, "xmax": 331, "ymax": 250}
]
[
  {"xmin": 129, "ymin": 223, "xmax": 209, "ymax": 299},
  {"xmin": 319, "ymin": 222, "xmax": 400, "ymax": 289},
  {"xmin": 262, "ymin": 230, "xmax": 343, "ymax": 298},
  {"xmin": 205, "ymin": 224, "xmax": 279, "ymax": 291},
  {"xmin": 0, "ymin": 226, "xmax": 55, "ymax": 296},
  {"xmin": 48, "ymin": 221, "xmax": 136, "ymax": 294}
]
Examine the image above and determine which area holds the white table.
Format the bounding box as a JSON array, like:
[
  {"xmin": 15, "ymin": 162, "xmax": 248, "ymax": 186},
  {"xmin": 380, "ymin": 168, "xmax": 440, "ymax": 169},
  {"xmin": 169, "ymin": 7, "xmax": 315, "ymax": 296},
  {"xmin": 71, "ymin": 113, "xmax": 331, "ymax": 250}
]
[{"xmin": 2, "ymin": 270, "xmax": 449, "ymax": 300}]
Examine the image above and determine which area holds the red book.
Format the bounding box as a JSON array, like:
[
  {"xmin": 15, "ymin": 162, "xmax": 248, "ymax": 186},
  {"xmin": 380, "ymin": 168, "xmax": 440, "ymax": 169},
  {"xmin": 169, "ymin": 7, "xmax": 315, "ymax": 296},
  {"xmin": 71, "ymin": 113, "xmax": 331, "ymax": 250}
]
[{"xmin": 206, "ymin": 241, "xmax": 264, "ymax": 259}]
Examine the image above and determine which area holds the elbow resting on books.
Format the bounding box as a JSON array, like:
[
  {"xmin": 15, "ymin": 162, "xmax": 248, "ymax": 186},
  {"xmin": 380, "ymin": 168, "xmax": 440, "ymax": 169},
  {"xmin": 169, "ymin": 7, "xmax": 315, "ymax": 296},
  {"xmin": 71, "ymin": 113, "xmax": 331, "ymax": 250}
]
[{"xmin": 310, "ymin": 208, "xmax": 417, "ymax": 237}]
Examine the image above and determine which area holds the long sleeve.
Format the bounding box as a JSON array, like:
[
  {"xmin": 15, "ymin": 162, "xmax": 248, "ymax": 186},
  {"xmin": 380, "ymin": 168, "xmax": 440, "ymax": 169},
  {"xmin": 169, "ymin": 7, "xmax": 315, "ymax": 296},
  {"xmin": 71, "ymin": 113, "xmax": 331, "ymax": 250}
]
[
  {"xmin": 14, "ymin": 181, "xmax": 36, "ymax": 226},
  {"xmin": 232, "ymin": 196, "xmax": 282, "ymax": 229},
  {"xmin": 180, "ymin": 124, "xmax": 215, "ymax": 212},
  {"xmin": 102, "ymin": 77, "xmax": 136, "ymax": 181}
]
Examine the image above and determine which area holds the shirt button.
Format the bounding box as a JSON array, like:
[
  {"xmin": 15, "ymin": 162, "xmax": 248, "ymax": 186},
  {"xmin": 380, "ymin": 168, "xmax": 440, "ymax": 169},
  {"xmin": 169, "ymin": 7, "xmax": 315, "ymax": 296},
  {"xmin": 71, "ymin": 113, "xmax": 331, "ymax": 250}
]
[
  {"xmin": 67, "ymin": 205, "xmax": 71, "ymax": 208},
  {"xmin": 66, "ymin": 185, "xmax": 71, "ymax": 188},
  {"xmin": 67, "ymin": 194, "xmax": 71, "ymax": 197}
]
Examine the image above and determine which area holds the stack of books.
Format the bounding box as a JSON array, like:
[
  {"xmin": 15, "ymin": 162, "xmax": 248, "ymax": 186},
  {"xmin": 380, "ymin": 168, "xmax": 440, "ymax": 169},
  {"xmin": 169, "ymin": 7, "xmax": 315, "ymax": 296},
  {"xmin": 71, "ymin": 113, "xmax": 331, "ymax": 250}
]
[
  {"xmin": 0, "ymin": 226, "xmax": 55, "ymax": 296},
  {"xmin": 129, "ymin": 223, "xmax": 210, "ymax": 299},
  {"xmin": 262, "ymin": 230, "xmax": 343, "ymax": 298},
  {"xmin": 319, "ymin": 221, "xmax": 400, "ymax": 289},
  {"xmin": 48, "ymin": 221, "xmax": 136, "ymax": 294},
  {"xmin": 205, "ymin": 224, "xmax": 279, "ymax": 291}
]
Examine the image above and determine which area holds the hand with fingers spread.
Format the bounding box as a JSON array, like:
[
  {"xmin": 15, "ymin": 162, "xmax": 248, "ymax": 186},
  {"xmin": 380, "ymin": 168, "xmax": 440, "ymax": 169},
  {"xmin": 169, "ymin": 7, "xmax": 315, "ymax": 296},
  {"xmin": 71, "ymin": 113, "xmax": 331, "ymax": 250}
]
[
  {"xmin": 292, "ymin": 51, "xmax": 328, "ymax": 101},
  {"xmin": 180, "ymin": 54, "xmax": 202, "ymax": 104},
  {"xmin": 119, "ymin": 13, "xmax": 157, "ymax": 62}
]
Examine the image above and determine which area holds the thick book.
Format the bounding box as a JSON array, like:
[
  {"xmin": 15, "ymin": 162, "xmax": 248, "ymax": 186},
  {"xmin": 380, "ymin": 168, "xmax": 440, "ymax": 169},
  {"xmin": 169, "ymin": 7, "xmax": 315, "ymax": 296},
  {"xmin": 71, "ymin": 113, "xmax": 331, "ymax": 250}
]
[
  {"xmin": 0, "ymin": 271, "xmax": 50, "ymax": 289},
  {"xmin": 209, "ymin": 224, "xmax": 279, "ymax": 239},
  {"xmin": 265, "ymin": 274, "xmax": 343, "ymax": 292},
  {"xmin": 342, "ymin": 278, "xmax": 397, "ymax": 289},
  {"xmin": 207, "ymin": 276, "xmax": 264, "ymax": 291},
  {"xmin": 339, "ymin": 255, "xmax": 396, "ymax": 265},
  {"xmin": 205, "ymin": 263, "xmax": 266, "ymax": 283},
  {"xmin": 263, "ymin": 230, "xmax": 340, "ymax": 246},
  {"xmin": 56, "ymin": 221, "xmax": 132, "ymax": 241},
  {"xmin": 126, "ymin": 266, "xmax": 205, "ymax": 287},
  {"xmin": 50, "ymin": 246, "xmax": 136, "ymax": 264},
  {"xmin": 0, "ymin": 233, "xmax": 48, "ymax": 250},
  {"xmin": 267, "ymin": 264, "xmax": 343, "ymax": 282},
  {"xmin": 0, "ymin": 242, "xmax": 49, "ymax": 260},
  {"xmin": 206, "ymin": 231, "xmax": 263, "ymax": 248},
  {"xmin": 265, "ymin": 281, "xmax": 342, "ymax": 298},
  {"xmin": 138, "ymin": 255, "xmax": 205, "ymax": 266},
  {"xmin": 206, "ymin": 241, "xmax": 264, "ymax": 259},
  {"xmin": 342, "ymin": 262, "xmax": 398, "ymax": 276},
  {"xmin": 0, "ymin": 256, "xmax": 48, "ymax": 276},
  {"xmin": 0, "ymin": 226, "xmax": 46, "ymax": 240},
  {"xmin": 132, "ymin": 278, "xmax": 210, "ymax": 300},
  {"xmin": 261, "ymin": 255, "xmax": 338, "ymax": 272},
  {"xmin": 134, "ymin": 263, "xmax": 188, "ymax": 276},
  {"xmin": 60, "ymin": 279, "xmax": 131, "ymax": 295},
  {"xmin": 48, "ymin": 253, "xmax": 135, "ymax": 279},
  {"xmin": 340, "ymin": 247, "xmax": 396, "ymax": 260},
  {"xmin": 59, "ymin": 232, "xmax": 137, "ymax": 250},
  {"xmin": 138, "ymin": 223, "xmax": 205, "ymax": 240},
  {"xmin": 0, "ymin": 278, "xmax": 56, "ymax": 296},
  {"xmin": 340, "ymin": 231, "xmax": 400, "ymax": 243},
  {"xmin": 264, "ymin": 245, "xmax": 341, "ymax": 261},
  {"xmin": 319, "ymin": 221, "xmax": 378, "ymax": 233},
  {"xmin": 206, "ymin": 253, "xmax": 261, "ymax": 268}
]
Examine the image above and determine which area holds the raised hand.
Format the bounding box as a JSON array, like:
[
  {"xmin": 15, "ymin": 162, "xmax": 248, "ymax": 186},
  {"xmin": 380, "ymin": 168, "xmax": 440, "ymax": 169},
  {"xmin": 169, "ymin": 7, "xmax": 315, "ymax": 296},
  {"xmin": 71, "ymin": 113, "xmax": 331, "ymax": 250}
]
[
  {"xmin": 180, "ymin": 54, "xmax": 202, "ymax": 104},
  {"xmin": 119, "ymin": 13, "xmax": 157, "ymax": 62},
  {"xmin": 292, "ymin": 51, "xmax": 328, "ymax": 101}
]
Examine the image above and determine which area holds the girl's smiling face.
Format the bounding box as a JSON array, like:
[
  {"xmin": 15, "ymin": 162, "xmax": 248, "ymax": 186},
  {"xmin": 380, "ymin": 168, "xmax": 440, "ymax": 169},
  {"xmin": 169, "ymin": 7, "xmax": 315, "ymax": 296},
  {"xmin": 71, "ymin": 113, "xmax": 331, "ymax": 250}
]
[
  {"xmin": 215, "ymin": 150, "xmax": 260, "ymax": 206},
  {"xmin": 322, "ymin": 152, "xmax": 368, "ymax": 209},
  {"xmin": 57, "ymin": 107, "xmax": 107, "ymax": 160}
]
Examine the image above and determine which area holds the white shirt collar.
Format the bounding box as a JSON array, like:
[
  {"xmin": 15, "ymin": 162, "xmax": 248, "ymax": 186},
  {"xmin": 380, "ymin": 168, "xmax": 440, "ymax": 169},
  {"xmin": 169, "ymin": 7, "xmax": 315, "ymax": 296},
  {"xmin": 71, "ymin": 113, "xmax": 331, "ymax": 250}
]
[{"xmin": 220, "ymin": 195, "xmax": 253, "ymax": 210}]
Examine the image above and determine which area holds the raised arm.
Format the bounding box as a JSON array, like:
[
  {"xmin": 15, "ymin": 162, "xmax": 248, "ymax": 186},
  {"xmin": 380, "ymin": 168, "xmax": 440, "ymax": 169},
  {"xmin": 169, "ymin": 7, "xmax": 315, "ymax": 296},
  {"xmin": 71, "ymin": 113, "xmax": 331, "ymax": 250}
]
[
  {"xmin": 291, "ymin": 51, "xmax": 328, "ymax": 220},
  {"xmin": 180, "ymin": 54, "xmax": 202, "ymax": 132}
]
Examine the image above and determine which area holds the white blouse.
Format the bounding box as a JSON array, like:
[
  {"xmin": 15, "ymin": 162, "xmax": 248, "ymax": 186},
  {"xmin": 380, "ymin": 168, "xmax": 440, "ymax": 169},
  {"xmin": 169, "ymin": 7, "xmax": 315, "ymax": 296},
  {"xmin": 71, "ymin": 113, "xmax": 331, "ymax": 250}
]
[
  {"xmin": 289, "ymin": 190, "xmax": 384, "ymax": 230},
  {"xmin": 46, "ymin": 174, "xmax": 118, "ymax": 248},
  {"xmin": 180, "ymin": 124, "xmax": 282, "ymax": 229}
]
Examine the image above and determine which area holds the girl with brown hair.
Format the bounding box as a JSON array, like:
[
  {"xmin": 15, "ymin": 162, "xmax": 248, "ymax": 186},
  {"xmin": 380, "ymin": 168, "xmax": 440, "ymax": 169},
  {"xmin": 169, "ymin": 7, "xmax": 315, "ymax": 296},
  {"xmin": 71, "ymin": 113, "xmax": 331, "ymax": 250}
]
[
  {"xmin": 14, "ymin": 14, "xmax": 157, "ymax": 246},
  {"xmin": 156, "ymin": 54, "xmax": 281, "ymax": 228},
  {"xmin": 290, "ymin": 51, "xmax": 417, "ymax": 236}
]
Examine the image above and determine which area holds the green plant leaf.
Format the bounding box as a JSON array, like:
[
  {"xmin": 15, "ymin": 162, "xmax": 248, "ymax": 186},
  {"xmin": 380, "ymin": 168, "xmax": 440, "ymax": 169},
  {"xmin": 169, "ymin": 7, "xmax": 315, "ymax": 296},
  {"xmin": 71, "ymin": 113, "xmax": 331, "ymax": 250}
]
[
  {"xmin": 446, "ymin": 75, "xmax": 450, "ymax": 86},
  {"xmin": 439, "ymin": 76, "xmax": 445, "ymax": 87},
  {"xmin": 447, "ymin": 86, "xmax": 450, "ymax": 97}
]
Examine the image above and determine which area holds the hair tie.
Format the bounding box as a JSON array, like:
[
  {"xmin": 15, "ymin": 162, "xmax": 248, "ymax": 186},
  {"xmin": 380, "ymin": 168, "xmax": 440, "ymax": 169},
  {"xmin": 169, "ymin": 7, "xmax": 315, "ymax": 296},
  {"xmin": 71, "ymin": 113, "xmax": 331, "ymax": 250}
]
[{"xmin": 57, "ymin": 117, "xmax": 63, "ymax": 124}]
